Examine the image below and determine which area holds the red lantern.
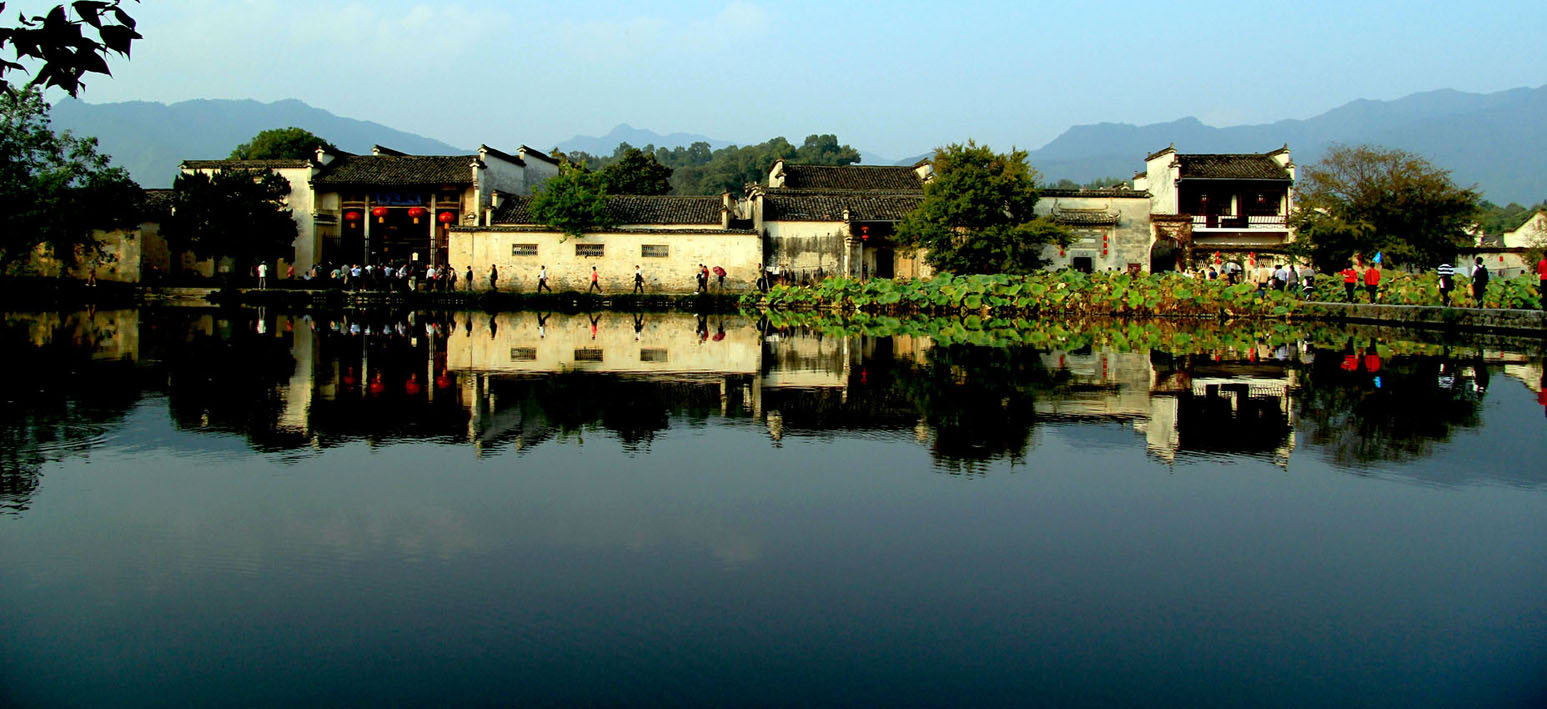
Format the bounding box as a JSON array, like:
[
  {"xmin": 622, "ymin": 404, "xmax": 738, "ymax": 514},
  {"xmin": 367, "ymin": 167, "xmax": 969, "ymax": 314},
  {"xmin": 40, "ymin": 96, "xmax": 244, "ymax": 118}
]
[
  {"xmin": 372, "ymin": 206, "xmax": 389, "ymax": 223},
  {"xmin": 408, "ymin": 206, "xmax": 427, "ymax": 224},
  {"xmin": 344, "ymin": 210, "xmax": 362, "ymax": 224},
  {"xmin": 438, "ymin": 212, "xmax": 455, "ymax": 225},
  {"xmin": 861, "ymin": 226, "xmax": 869, "ymax": 242}
]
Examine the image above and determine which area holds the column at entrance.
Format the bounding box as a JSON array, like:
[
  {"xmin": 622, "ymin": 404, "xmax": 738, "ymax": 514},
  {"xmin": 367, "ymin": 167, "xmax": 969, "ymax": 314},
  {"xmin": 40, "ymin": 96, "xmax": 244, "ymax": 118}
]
[
  {"xmin": 363, "ymin": 194, "xmax": 373, "ymax": 266},
  {"xmin": 429, "ymin": 194, "xmax": 438, "ymax": 268}
]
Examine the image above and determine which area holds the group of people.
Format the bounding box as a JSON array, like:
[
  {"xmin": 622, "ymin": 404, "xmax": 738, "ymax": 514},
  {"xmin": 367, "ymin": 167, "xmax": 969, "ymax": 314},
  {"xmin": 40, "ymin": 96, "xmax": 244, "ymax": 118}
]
[{"xmin": 311, "ymin": 262, "xmax": 465, "ymax": 292}]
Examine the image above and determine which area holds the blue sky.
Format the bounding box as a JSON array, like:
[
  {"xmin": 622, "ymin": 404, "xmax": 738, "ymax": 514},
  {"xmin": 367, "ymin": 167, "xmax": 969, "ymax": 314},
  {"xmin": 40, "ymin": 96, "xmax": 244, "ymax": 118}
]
[{"xmin": 24, "ymin": 0, "xmax": 1547, "ymax": 159}]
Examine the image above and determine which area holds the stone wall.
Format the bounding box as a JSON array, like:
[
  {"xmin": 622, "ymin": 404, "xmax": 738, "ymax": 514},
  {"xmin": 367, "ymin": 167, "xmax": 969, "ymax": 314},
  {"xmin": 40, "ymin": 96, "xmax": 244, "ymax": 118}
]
[{"xmin": 1310, "ymin": 301, "xmax": 1547, "ymax": 336}]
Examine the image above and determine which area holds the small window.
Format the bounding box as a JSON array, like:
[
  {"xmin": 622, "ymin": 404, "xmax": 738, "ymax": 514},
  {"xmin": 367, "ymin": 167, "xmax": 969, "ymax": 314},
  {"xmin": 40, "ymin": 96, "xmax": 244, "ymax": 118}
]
[
  {"xmin": 575, "ymin": 243, "xmax": 605, "ymax": 257},
  {"xmin": 640, "ymin": 348, "xmax": 668, "ymax": 362},
  {"xmin": 511, "ymin": 244, "xmax": 537, "ymax": 256},
  {"xmin": 641, "ymin": 244, "xmax": 669, "ymax": 258},
  {"xmin": 574, "ymin": 348, "xmax": 604, "ymax": 362},
  {"xmin": 509, "ymin": 347, "xmax": 536, "ymax": 361}
]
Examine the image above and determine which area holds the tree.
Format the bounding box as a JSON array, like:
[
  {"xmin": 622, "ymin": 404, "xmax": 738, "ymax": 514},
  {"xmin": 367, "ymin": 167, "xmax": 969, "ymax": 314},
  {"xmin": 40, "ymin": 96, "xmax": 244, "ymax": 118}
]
[
  {"xmin": 529, "ymin": 162, "xmax": 614, "ymax": 239},
  {"xmin": 230, "ymin": 127, "xmax": 336, "ymax": 160},
  {"xmin": 162, "ymin": 168, "xmax": 296, "ymax": 267},
  {"xmin": 1288, "ymin": 144, "xmax": 1481, "ymax": 271},
  {"xmin": 598, "ymin": 146, "xmax": 671, "ymax": 195},
  {"xmin": 0, "ymin": 86, "xmax": 140, "ymax": 272},
  {"xmin": 0, "ymin": 1, "xmax": 140, "ymax": 98},
  {"xmin": 894, "ymin": 141, "xmax": 1070, "ymax": 275}
]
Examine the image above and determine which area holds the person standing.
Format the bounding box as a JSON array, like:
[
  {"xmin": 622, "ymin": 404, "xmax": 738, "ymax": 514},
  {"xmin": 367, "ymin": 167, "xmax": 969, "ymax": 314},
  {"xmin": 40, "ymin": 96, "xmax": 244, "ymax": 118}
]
[
  {"xmin": 1364, "ymin": 263, "xmax": 1381, "ymax": 303},
  {"xmin": 1436, "ymin": 262, "xmax": 1455, "ymax": 306},
  {"xmin": 537, "ymin": 265, "xmax": 551, "ymax": 293},
  {"xmin": 257, "ymin": 262, "xmax": 268, "ymax": 290},
  {"xmin": 588, "ymin": 265, "xmax": 602, "ymax": 293},
  {"xmin": 633, "ymin": 265, "xmax": 644, "ymax": 294},
  {"xmin": 1471, "ymin": 257, "xmax": 1490, "ymax": 306},
  {"xmin": 465, "ymin": 265, "xmax": 473, "ymax": 292},
  {"xmin": 1536, "ymin": 254, "xmax": 1547, "ymax": 310},
  {"xmin": 489, "ymin": 263, "xmax": 499, "ymax": 292},
  {"xmin": 1340, "ymin": 262, "xmax": 1358, "ymax": 302}
]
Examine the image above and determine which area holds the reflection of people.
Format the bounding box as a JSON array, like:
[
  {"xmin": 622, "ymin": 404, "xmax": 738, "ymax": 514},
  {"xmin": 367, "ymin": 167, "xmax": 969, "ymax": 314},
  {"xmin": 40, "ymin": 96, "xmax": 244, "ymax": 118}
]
[
  {"xmin": 588, "ymin": 313, "xmax": 601, "ymax": 339},
  {"xmin": 589, "ymin": 266, "xmax": 602, "ymax": 293},
  {"xmin": 537, "ymin": 312, "xmax": 549, "ymax": 339},
  {"xmin": 633, "ymin": 313, "xmax": 645, "ymax": 341}
]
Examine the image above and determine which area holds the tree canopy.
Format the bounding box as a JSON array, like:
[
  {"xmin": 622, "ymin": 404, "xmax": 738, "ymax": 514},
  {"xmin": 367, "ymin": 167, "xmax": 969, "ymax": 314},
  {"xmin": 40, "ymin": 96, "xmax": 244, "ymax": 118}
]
[
  {"xmin": 559, "ymin": 134, "xmax": 862, "ymax": 195},
  {"xmin": 230, "ymin": 127, "xmax": 336, "ymax": 160},
  {"xmin": 894, "ymin": 142, "xmax": 1070, "ymax": 275},
  {"xmin": 1288, "ymin": 144, "xmax": 1481, "ymax": 271},
  {"xmin": 162, "ymin": 168, "xmax": 296, "ymax": 266},
  {"xmin": 529, "ymin": 162, "xmax": 615, "ymax": 239},
  {"xmin": 0, "ymin": 1, "xmax": 140, "ymax": 98},
  {"xmin": 598, "ymin": 146, "xmax": 671, "ymax": 195},
  {"xmin": 0, "ymin": 87, "xmax": 141, "ymax": 272}
]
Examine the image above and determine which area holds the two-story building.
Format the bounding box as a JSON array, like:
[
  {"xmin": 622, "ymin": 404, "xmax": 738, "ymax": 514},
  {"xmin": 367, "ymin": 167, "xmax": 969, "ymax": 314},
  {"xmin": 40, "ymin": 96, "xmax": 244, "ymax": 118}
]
[{"xmin": 1135, "ymin": 146, "xmax": 1296, "ymax": 271}]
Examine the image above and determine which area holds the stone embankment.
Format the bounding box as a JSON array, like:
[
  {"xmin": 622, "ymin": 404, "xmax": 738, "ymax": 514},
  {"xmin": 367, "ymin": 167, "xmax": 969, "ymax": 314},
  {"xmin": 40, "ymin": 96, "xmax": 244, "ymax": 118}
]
[{"xmin": 1308, "ymin": 301, "xmax": 1546, "ymax": 336}]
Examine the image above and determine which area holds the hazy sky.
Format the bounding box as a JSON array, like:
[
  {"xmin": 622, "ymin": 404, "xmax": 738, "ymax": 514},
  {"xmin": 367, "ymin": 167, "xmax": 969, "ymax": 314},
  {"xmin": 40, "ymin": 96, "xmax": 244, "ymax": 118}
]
[{"xmin": 25, "ymin": 0, "xmax": 1547, "ymax": 159}]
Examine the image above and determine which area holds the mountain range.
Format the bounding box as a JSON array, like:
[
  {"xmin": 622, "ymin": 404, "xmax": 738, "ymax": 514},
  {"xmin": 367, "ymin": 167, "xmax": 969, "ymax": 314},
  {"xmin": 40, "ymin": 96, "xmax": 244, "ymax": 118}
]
[{"xmin": 47, "ymin": 85, "xmax": 1547, "ymax": 203}]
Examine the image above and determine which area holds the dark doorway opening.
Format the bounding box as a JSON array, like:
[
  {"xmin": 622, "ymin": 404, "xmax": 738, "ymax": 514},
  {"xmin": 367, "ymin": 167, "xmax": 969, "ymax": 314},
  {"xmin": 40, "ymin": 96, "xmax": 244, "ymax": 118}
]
[{"xmin": 1072, "ymin": 256, "xmax": 1094, "ymax": 273}]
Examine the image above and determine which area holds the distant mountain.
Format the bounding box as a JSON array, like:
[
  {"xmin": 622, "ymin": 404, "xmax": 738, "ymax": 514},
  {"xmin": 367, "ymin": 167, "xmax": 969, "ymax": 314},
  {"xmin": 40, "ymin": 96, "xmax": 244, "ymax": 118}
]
[
  {"xmin": 1025, "ymin": 85, "xmax": 1547, "ymax": 204},
  {"xmin": 49, "ymin": 98, "xmax": 467, "ymax": 188}
]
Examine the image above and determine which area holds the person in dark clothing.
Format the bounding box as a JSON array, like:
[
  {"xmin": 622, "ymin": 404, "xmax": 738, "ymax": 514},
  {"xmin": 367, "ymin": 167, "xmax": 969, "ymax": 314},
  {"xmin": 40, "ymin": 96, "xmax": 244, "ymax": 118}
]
[
  {"xmin": 1471, "ymin": 257, "xmax": 1490, "ymax": 306},
  {"xmin": 633, "ymin": 265, "xmax": 645, "ymax": 294}
]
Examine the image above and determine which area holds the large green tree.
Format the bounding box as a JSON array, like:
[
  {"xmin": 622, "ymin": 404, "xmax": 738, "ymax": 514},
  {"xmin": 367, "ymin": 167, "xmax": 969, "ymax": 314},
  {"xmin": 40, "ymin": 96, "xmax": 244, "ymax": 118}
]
[
  {"xmin": 895, "ymin": 141, "xmax": 1069, "ymax": 275},
  {"xmin": 529, "ymin": 162, "xmax": 614, "ymax": 239},
  {"xmin": 558, "ymin": 134, "xmax": 863, "ymax": 195},
  {"xmin": 598, "ymin": 146, "xmax": 671, "ymax": 195},
  {"xmin": 0, "ymin": 1, "xmax": 140, "ymax": 98},
  {"xmin": 0, "ymin": 87, "xmax": 141, "ymax": 272},
  {"xmin": 162, "ymin": 168, "xmax": 296, "ymax": 267},
  {"xmin": 229, "ymin": 127, "xmax": 336, "ymax": 160},
  {"xmin": 1289, "ymin": 144, "xmax": 1481, "ymax": 271}
]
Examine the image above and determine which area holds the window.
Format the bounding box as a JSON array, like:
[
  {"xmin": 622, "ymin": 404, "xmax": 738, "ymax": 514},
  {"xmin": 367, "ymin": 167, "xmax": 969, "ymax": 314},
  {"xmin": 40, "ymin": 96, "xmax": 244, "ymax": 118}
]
[
  {"xmin": 573, "ymin": 348, "xmax": 604, "ymax": 362},
  {"xmin": 576, "ymin": 244, "xmax": 605, "ymax": 257},
  {"xmin": 509, "ymin": 347, "xmax": 536, "ymax": 361},
  {"xmin": 640, "ymin": 348, "xmax": 668, "ymax": 363},
  {"xmin": 641, "ymin": 244, "xmax": 669, "ymax": 258},
  {"xmin": 511, "ymin": 243, "xmax": 537, "ymax": 256}
]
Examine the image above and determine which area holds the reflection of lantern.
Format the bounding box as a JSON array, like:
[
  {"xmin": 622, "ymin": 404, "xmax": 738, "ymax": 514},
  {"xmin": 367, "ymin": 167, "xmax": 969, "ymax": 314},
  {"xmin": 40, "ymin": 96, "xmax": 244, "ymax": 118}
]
[
  {"xmin": 372, "ymin": 206, "xmax": 389, "ymax": 223},
  {"xmin": 408, "ymin": 206, "xmax": 427, "ymax": 224},
  {"xmin": 438, "ymin": 212, "xmax": 455, "ymax": 225},
  {"xmin": 344, "ymin": 210, "xmax": 362, "ymax": 224},
  {"xmin": 405, "ymin": 374, "xmax": 421, "ymax": 396}
]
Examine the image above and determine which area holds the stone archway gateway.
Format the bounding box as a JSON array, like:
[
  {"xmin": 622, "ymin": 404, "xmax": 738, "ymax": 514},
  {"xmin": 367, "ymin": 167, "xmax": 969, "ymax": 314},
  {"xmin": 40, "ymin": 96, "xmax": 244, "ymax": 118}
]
[{"xmin": 1150, "ymin": 215, "xmax": 1194, "ymax": 273}]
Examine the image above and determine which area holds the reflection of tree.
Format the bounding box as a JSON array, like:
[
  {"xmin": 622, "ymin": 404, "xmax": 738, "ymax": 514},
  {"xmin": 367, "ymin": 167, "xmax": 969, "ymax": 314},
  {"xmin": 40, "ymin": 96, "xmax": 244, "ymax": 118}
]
[
  {"xmin": 1296, "ymin": 349, "xmax": 1483, "ymax": 466},
  {"xmin": 162, "ymin": 316, "xmax": 299, "ymax": 451},
  {"xmin": 896, "ymin": 344, "xmax": 1062, "ymax": 472},
  {"xmin": 0, "ymin": 317, "xmax": 142, "ymax": 515},
  {"xmin": 483, "ymin": 373, "xmax": 734, "ymax": 454}
]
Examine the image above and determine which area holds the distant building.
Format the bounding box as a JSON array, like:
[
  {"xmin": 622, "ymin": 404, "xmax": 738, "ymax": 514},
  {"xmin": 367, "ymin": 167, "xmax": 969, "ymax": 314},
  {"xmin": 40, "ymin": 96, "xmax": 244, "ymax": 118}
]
[
  {"xmin": 1467, "ymin": 210, "xmax": 1546, "ymax": 277},
  {"xmin": 1136, "ymin": 146, "xmax": 1297, "ymax": 271}
]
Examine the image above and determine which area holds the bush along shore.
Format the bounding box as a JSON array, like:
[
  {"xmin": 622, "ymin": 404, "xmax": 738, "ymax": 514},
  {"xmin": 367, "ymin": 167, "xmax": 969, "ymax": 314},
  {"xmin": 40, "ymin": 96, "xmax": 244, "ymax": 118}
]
[{"xmin": 742, "ymin": 271, "xmax": 1544, "ymax": 317}]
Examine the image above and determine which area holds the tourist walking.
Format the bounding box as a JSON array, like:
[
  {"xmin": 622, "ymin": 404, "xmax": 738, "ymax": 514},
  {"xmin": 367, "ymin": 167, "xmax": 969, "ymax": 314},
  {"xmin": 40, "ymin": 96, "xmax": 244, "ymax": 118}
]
[
  {"xmin": 1536, "ymin": 255, "xmax": 1547, "ymax": 310},
  {"xmin": 696, "ymin": 264, "xmax": 709, "ymax": 293},
  {"xmin": 1437, "ymin": 262, "xmax": 1455, "ymax": 305},
  {"xmin": 1364, "ymin": 263, "xmax": 1381, "ymax": 303},
  {"xmin": 257, "ymin": 262, "xmax": 268, "ymax": 289},
  {"xmin": 489, "ymin": 264, "xmax": 499, "ymax": 292},
  {"xmin": 1340, "ymin": 263, "xmax": 1358, "ymax": 302},
  {"xmin": 1471, "ymin": 257, "xmax": 1490, "ymax": 306},
  {"xmin": 633, "ymin": 265, "xmax": 645, "ymax": 294},
  {"xmin": 537, "ymin": 265, "xmax": 551, "ymax": 293},
  {"xmin": 588, "ymin": 266, "xmax": 602, "ymax": 293}
]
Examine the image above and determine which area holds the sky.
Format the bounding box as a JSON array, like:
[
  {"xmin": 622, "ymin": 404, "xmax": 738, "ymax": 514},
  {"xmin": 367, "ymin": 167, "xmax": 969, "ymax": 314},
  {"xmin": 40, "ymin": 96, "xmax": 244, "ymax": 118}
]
[{"xmin": 17, "ymin": 0, "xmax": 1547, "ymax": 160}]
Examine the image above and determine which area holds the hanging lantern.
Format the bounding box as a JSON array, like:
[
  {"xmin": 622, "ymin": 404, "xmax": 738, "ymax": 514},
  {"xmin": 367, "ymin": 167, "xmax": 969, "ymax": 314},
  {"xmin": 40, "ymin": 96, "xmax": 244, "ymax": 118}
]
[
  {"xmin": 408, "ymin": 206, "xmax": 427, "ymax": 224},
  {"xmin": 344, "ymin": 210, "xmax": 362, "ymax": 224},
  {"xmin": 861, "ymin": 226, "xmax": 869, "ymax": 242},
  {"xmin": 372, "ymin": 206, "xmax": 389, "ymax": 223},
  {"xmin": 438, "ymin": 211, "xmax": 455, "ymax": 225}
]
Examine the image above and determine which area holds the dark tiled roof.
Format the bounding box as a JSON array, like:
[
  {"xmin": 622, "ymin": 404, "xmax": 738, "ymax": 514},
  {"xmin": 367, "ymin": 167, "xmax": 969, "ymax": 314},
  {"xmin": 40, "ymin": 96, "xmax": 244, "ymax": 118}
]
[
  {"xmin": 493, "ymin": 195, "xmax": 723, "ymax": 225},
  {"xmin": 1051, "ymin": 209, "xmax": 1120, "ymax": 226},
  {"xmin": 776, "ymin": 164, "xmax": 924, "ymax": 192},
  {"xmin": 763, "ymin": 193, "xmax": 922, "ymax": 222},
  {"xmin": 181, "ymin": 159, "xmax": 310, "ymax": 170},
  {"xmin": 455, "ymin": 225, "xmax": 756, "ymax": 236},
  {"xmin": 1040, "ymin": 188, "xmax": 1149, "ymax": 199},
  {"xmin": 313, "ymin": 155, "xmax": 477, "ymax": 186},
  {"xmin": 1177, "ymin": 154, "xmax": 1291, "ymax": 180}
]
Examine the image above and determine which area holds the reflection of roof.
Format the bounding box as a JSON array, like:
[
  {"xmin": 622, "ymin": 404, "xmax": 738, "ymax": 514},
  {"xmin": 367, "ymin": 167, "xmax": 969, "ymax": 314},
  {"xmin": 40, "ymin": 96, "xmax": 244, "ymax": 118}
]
[
  {"xmin": 1178, "ymin": 154, "xmax": 1291, "ymax": 180},
  {"xmin": 764, "ymin": 193, "xmax": 923, "ymax": 222},
  {"xmin": 181, "ymin": 159, "xmax": 310, "ymax": 170},
  {"xmin": 493, "ymin": 195, "xmax": 724, "ymax": 225},
  {"xmin": 776, "ymin": 164, "xmax": 924, "ymax": 192},
  {"xmin": 314, "ymin": 155, "xmax": 477, "ymax": 186}
]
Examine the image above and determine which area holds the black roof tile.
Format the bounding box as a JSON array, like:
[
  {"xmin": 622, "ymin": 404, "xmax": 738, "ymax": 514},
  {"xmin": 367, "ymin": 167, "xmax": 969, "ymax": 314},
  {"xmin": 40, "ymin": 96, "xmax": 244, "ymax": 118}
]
[
  {"xmin": 1177, "ymin": 154, "xmax": 1291, "ymax": 180},
  {"xmin": 313, "ymin": 155, "xmax": 478, "ymax": 186},
  {"xmin": 776, "ymin": 164, "xmax": 924, "ymax": 192}
]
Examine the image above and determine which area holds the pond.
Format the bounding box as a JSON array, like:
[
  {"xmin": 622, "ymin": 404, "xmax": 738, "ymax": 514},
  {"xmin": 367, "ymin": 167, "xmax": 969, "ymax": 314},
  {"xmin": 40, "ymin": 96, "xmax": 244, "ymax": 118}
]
[{"xmin": 2, "ymin": 309, "xmax": 1545, "ymax": 706}]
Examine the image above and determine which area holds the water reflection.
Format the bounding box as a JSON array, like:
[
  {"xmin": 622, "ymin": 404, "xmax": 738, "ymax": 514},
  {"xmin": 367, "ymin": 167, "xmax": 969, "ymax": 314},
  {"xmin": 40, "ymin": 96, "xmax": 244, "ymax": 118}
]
[{"xmin": 3, "ymin": 309, "xmax": 1545, "ymax": 514}]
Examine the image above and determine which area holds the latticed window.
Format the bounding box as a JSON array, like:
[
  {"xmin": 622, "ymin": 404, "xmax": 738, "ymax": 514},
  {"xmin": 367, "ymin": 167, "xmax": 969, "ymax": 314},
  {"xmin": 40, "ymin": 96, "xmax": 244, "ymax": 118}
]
[
  {"xmin": 511, "ymin": 244, "xmax": 537, "ymax": 256},
  {"xmin": 574, "ymin": 348, "xmax": 604, "ymax": 362},
  {"xmin": 576, "ymin": 244, "xmax": 605, "ymax": 257},
  {"xmin": 641, "ymin": 244, "xmax": 669, "ymax": 258}
]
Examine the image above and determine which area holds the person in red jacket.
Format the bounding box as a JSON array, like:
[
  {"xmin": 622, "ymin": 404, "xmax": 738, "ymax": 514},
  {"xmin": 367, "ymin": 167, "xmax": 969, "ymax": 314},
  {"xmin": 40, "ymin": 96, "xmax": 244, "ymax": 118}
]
[
  {"xmin": 1536, "ymin": 256, "xmax": 1546, "ymax": 310},
  {"xmin": 1340, "ymin": 263, "xmax": 1359, "ymax": 302},
  {"xmin": 1364, "ymin": 264, "xmax": 1381, "ymax": 303}
]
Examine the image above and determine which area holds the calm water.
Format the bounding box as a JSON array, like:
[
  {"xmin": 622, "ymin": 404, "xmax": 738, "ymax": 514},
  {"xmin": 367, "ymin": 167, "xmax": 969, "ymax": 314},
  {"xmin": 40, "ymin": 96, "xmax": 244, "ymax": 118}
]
[{"xmin": 2, "ymin": 309, "xmax": 1545, "ymax": 706}]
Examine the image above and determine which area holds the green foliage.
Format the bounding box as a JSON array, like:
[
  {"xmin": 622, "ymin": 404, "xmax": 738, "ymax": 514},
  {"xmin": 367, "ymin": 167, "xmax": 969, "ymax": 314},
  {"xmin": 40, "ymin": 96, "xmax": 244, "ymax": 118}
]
[
  {"xmin": 0, "ymin": 1, "xmax": 140, "ymax": 98},
  {"xmin": 230, "ymin": 127, "xmax": 336, "ymax": 160},
  {"xmin": 162, "ymin": 168, "xmax": 296, "ymax": 265},
  {"xmin": 1049, "ymin": 176, "xmax": 1130, "ymax": 190},
  {"xmin": 894, "ymin": 142, "xmax": 1070, "ymax": 274},
  {"xmin": 598, "ymin": 147, "xmax": 672, "ymax": 195},
  {"xmin": 1289, "ymin": 144, "xmax": 1482, "ymax": 271},
  {"xmin": 558, "ymin": 134, "xmax": 861, "ymax": 195},
  {"xmin": 529, "ymin": 162, "xmax": 614, "ymax": 239},
  {"xmin": 0, "ymin": 87, "xmax": 141, "ymax": 272},
  {"xmin": 1475, "ymin": 200, "xmax": 1545, "ymax": 236}
]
